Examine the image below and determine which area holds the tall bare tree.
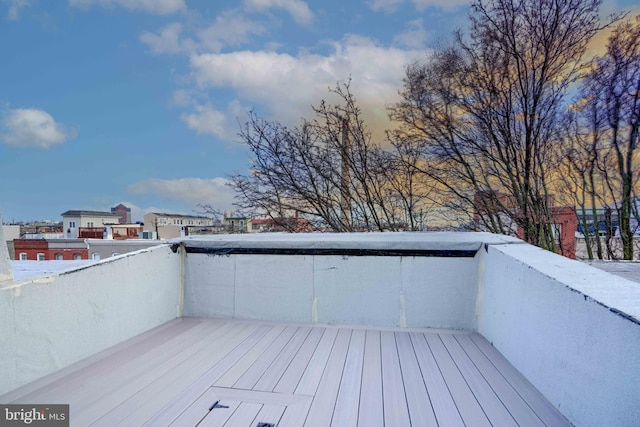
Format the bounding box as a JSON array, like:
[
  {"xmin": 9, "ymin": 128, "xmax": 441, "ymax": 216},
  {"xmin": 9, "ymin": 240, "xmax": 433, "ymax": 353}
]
[
  {"xmin": 231, "ymin": 82, "xmax": 434, "ymax": 232},
  {"xmin": 391, "ymin": 0, "xmax": 606, "ymax": 250}
]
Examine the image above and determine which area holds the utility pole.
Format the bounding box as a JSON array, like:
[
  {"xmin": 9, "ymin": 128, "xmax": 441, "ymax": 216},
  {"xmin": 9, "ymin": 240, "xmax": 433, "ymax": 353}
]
[{"xmin": 340, "ymin": 117, "xmax": 351, "ymax": 230}]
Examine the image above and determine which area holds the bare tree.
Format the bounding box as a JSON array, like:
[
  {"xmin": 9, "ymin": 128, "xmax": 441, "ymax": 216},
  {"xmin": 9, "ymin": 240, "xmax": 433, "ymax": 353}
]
[
  {"xmin": 390, "ymin": 0, "xmax": 607, "ymax": 250},
  {"xmin": 584, "ymin": 16, "xmax": 640, "ymax": 259},
  {"xmin": 231, "ymin": 82, "xmax": 434, "ymax": 232}
]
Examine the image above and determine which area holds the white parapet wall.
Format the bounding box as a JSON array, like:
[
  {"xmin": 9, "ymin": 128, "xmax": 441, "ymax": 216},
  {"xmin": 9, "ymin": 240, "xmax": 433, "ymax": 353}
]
[
  {"xmin": 0, "ymin": 245, "xmax": 181, "ymax": 396},
  {"xmin": 182, "ymin": 232, "xmax": 519, "ymax": 329},
  {"xmin": 478, "ymin": 243, "xmax": 640, "ymax": 427},
  {"xmin": 0, "ymin": 212, "xmax": 14, "ymax": 283}
]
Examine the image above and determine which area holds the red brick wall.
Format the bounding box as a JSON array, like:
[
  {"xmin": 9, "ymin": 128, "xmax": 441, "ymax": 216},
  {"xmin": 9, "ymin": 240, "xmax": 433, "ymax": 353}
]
[{"xmin": 13, "ymin": 240, "xmax": 88, "ymax": 260}]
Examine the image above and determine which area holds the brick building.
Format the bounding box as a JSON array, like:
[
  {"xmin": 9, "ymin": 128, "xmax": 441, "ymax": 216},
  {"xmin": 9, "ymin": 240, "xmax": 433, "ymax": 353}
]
[{"xmin": 14, "ymin": 239, "xmax": 88, "ymax": 261}]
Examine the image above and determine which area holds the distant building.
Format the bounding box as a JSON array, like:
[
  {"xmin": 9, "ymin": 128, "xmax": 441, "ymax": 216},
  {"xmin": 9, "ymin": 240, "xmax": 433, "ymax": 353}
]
[
  {"xmin": 251, "ymin": 215, "xmax": 314, "ymax": 233},
  {"xmin": 111, "ymin": 204, "xmax": 132, "ymax": 224},
  {"xmin": 472, "ymin": 191, "xmax": 577, "ymax": 259},
  {"xmin": 143, "ymin": 213, "xmax": 214, "ymax": 240},
  {"xmin": 14, "ymin": 239, "xmax": 88, "ymax": 261},
  {"xmin": 223, "ymin": 214, "xmax": 252, "ymax": 233},
  {"xmin": 13, "ymin": 238, "xmax": 163, "ymax": 261},
  {"xmin": 62, "ymin": 210, "xmax": 120, "ymax": 239}
]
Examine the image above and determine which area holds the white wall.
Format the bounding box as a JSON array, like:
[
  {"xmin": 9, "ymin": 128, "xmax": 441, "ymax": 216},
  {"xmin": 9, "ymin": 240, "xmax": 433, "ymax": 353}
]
[
  {"xmin": 2, "ymin": 225, "xmax": 20, "ymax": 241},
  {"xmin": 0, "ymin": 214, "xmax": 13, "ymax": 283},
  {"xmin": 184, "ymin": 252, "xmax": 479, "ymax": 329},
  {"xmin": 0, "ymin": 245, "xmax": 181, "ymax": 396},
  {"xmin": 479, "ymin": 244, "xmax": 640, "ymax": 427}
]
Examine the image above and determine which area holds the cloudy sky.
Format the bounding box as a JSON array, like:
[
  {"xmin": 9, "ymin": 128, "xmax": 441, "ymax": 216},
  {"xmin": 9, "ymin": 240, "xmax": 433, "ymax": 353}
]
[{"xmin": 0, "ymin": 0, "xmax": 636, "ymax": 223}]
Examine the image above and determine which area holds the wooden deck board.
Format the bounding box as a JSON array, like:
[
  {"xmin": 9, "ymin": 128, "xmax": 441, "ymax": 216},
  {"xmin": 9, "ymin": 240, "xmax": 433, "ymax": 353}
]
[
  {"xmin": 396, "ymin": 331, "xmax": 438, "ymax": 426},
  {"xmin": 1, "ymin": 318, "xmax": 571, "ymax": 427},
  {"xmin": 89, "ymin": 323, "xmax": 260, "ymax": 426},
  {"xmin": 455, "ymin": 334, "xmax": 544, "ymax": 427},
  {"xmin": 469, "ymin": 333, "xmax": 571, "ymax": 427},
  {"xmin": 304, "ymin": 328, "xmax": 351, "ymax": 427},
  {"xmin": 331, "ymin": 329, "xmax": 365, "ymax": 427},
  {"xmin": 440, "ymin": 333, "xmax": 518, "ymax": 427},
  {"xmin": 424, "ymin": 333, "xmax": 492, "ymax": 427},
  {"xmin": 409, "ymin": 332, "xmax": 465, "ymax": 427},
  {"xmin": 380, "ymin": 331, "xmax": 411, "ymax": 426},
  {"xmin": 254, "ymin": 326, "xmax": 312, "ymax": 392}
]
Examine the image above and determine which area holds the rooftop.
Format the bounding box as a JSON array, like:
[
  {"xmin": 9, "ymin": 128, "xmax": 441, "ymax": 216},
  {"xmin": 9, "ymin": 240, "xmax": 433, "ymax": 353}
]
[
  {"xmin": 1, "ymin": 232, "xmax": 639, "ymax": 426},
  {"xmin": 61, "ymin": 210, "xmax": 119, "ymax": 217}
]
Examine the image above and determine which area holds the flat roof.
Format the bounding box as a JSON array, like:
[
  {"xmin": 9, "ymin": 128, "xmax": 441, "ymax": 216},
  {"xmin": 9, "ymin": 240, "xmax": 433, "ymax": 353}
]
[
  {"xmin": 9, "ymin": 260, "xmax": 96, "ymax": 282},
  {"xmin": 586, "ymin": 261, "xmax": 640, "ymax": 283}
]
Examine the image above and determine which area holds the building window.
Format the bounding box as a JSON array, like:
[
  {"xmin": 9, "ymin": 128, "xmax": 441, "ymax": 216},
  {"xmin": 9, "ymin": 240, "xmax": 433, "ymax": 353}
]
[
  {"xmin": 55, "ymin": 253, "xmax": 63, "ymax": 260},
  {"xmin": 19, "ymin": 253, "xmax": 27, "ymax": 260},
  {"xmin": 37, "ymin": 253, "xmax": 45, "ymax": 261},
  {"xmin": 88, "ymin": 221, "xmax": 94, "ymax": 227},
  {"xmin": 91, "ymin": 252, "xmax": 100, "ymax": 260},
  {"xmin": 73, "ymin": 254, "xmax": 82, "ymax": 260},
  {"xmin": 69, "ymin": 221, "xmax": 76, "ymax": 228}
]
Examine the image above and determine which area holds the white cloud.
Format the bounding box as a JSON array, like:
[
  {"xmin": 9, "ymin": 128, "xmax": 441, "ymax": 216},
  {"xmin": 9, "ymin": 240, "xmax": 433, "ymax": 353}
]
[
  {"xmin": 394, "ymin": 18, "xmax": 429, "ymax": 49},
  {"xmin": 140, "ymin": 22, "xmax": 194, "ymax": 55},
  {"xmin": 69, "ymin": 0, "xmax": 186, "ymax": 15},
  {"xmin": 243, "ymin": 0, "xmax": 313, "ymax": 25},
  {"xmin": 189, "ymin": 35, "xmax": 421, "ymax": 136},
  {"xmin": 0, "ymin": 108, "xmax": 76, "ymax": 148},
  {"xmin": 197, "ymin": 10, "xmax": 266, "ymax": 53},
  {"xmin": 127, "ymin": 177, "xmax": 237, "ymax": 208},
  {"xmin": 2, "ymin": 0, "xmax": 30, "ymax": 20},
  {"xmin": 368, "ymin": 0, "xmax": 470, "ymax": 12},
  {"xmin": 411, "ymin": 0, "xmax": 470, "ymax": 11},
  {"xmin": 180, "ymin": 100, "xmax": 250, "ymax": 140},
  {"xmin": 368, "ymin": 0, "xmax": 404, "ymax": 13},
  {"xmin": 180, "ymin": 104, "xmax": 228, "ymax": 139}
]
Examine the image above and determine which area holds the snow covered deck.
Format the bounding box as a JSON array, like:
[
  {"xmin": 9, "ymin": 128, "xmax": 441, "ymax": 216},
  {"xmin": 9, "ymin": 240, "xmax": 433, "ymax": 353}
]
[{"xmin": 1, "ymin": 318, "xmax": 569, "ymax": 426}]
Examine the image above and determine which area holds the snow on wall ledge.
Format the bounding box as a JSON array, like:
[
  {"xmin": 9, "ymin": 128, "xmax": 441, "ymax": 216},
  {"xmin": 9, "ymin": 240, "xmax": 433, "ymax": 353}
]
[
  {"xmin": 479, "ymin": 243, "xmax": 640, "ymax": 427},
  {"xmin": 0, "ymin": 245, "xmax": 181, "ymax": 397}
]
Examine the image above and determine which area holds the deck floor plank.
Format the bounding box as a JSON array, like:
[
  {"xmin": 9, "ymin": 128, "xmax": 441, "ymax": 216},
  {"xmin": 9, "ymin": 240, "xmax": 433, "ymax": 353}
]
[
  {"xmin": 1, "ymin": 318, "xmax": 571, "ymax": 427},
  {"xmin": 142, "ymin": 325, "xmax": 273, "ymax": 427},
  {"xmin": 409, "ymin": 332, "xmax": 465, "ymax": 427},
  {"xmin": 357, "ymin": 329, "xmax": 383, "ymax": 427},
  {"xmin": 167, "ymin": 386, "xmax": 217, "ymax": 427},
  {"xmin": 196, "ymin": 399, "xmax": 242, "ymax": 427},
  {"xmin": 213, "ymin": 325, "xmax": 287, "ymax": 388},
  {"xmin": 331, "ymin": 329, "xmax": 365, "ymax": 427},
  {"xmin": 469, "ymin": 334, "xmax": 571, "ymax": 426},
  {"xmin": 425, "ymin": 333, "xmax": 492, "ymax": 427},
  {"xmin": 380, "ymin": 330, "xmax": 411, "ymax": 426},
  {"xmin": 86, "ymin": 323, "xmax": 260, "ymax": 427},
  {"xmin": 273, "ymin": 327, "xmax": 325, "ymax": 395},
  {"xmin": 304, "ymin": 328, "xmax": 351, "ymax": 427},
  {"xmin": 455, "ymin": 334, "xmax": 545, "ymax": 427},
  {"xmin": 396, "ymin": 332, "xmax": 438, "ymax": 426},
  {"xmin": 233, "ymin": 326, "xmax": 299, "ymax": 390},
  {"xmin": 440, "ymin": 333, "xmax": 518, "ymax": 427},
  {"xmin": 254, "ymin": 326, "xmax": 312, "ymax": 392},
  {"xmin": 278, "ymin": 328, "xmax": 339, "ymax": 426}
]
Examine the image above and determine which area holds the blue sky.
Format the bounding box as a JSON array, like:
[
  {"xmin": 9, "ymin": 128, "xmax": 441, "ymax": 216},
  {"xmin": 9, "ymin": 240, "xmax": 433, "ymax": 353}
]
[{"xmin": 0, "ymin": 0, "xmax": 636, "ymax": 223}]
